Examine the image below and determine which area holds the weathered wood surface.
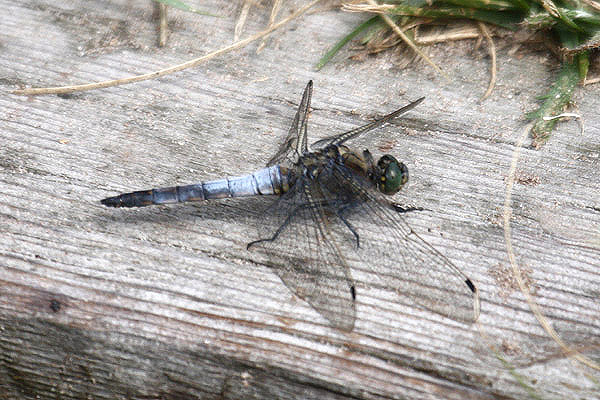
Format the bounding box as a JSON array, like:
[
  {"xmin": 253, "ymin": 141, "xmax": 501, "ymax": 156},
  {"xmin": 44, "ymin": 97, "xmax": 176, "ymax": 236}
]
[{"xmin": 1, "ymin": 1, "xmax": 599, "ymax": 399}]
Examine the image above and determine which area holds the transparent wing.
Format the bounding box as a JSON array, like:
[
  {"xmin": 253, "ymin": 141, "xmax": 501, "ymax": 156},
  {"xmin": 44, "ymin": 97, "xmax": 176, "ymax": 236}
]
[
  {"xmin": 311, "ymin": 97, "xmax": 425, "ymax": 150},
  {"xmin": 326, "ymin": 162, "xmax": 480, "ymax": 324},
  {"xmin": 267, "ymin": 81, "xmax": 313, "ymax": 167},
  {"xmin": 247, "ymin": 174, "xmax": 357, "ymax": 331}
]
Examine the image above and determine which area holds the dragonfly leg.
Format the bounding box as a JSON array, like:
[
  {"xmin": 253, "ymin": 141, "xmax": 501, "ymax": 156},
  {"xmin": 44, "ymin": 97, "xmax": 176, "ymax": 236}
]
[{"xmin": 246, "ymin": 202, "xmax": 310, "ymax": 250}]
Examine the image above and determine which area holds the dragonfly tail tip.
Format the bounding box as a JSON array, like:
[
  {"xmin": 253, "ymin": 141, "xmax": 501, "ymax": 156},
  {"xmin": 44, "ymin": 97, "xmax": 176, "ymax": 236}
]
[{"xmin": 100, "ymin": 196, "xmax": 120, "ymax": 208}]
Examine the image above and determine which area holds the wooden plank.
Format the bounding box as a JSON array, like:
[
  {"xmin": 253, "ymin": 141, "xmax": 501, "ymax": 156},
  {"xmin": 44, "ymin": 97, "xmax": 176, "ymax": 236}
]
[{"xmin": 1, "ymin": 0, "xmax": 599, "ymax": 398}]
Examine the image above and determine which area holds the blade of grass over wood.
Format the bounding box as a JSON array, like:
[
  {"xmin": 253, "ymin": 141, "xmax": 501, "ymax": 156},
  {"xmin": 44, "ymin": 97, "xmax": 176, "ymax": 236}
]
[
  {"xmin": 359, "ymin": 17, "xmax": 387, "ymax": 45},
  {"xmin": 528, "ymin": 58, "xmax": 581, "ymax": 147},
  {"xmin": 315, "ymin": 16, "xmax": 380, "ymax": 70},
  {"xmin": 578, "ymin": 51, "xmax": 590, "ymax": 79}
]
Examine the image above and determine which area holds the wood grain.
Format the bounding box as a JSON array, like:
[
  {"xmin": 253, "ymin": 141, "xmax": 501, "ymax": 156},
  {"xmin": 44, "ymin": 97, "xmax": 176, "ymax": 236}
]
[{"xmin": 1, "ymin": 1, "xmax": 599, "ymax": 399}]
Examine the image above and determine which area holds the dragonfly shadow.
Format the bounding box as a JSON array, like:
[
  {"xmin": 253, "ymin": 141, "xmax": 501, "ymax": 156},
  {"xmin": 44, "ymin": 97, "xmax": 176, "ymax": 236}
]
[{"xmin": 98, "ymin": 194, "xmax": 271, "ymax": 233}]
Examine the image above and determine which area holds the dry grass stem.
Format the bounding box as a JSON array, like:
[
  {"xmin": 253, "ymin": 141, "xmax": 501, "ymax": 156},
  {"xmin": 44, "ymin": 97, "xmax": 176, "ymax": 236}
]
[
  {"xmin": 12, "ymin": 0, "xmax": 324, "ymax": 96},
  {"xmin": 234, "ymin": 0, "xmax": 253, "ymax": 42},
  {"xmin": 583, "ymin": 75, "xmax": 600, "ymax": 85},
  {"xmin": 414, "ymin": 25, "xmax": 480, "ymax": 45},
  {"xmin": 364, "ymin": 0, "xmax": 448, "ymax": 79},
  {"xmin": 504, "ymin": 123, "xmax": 600, "ymax": 371},
  {"xmin": 540, "ymin": 0, "xmax": 560, "ymax": 17},
  {"xmin": 478, "ymin": 22, "xmax": 496, "ymax": 100},
  {"xmin": 543, "ymin": 113, "xmax": 585, "ymax": 135},
  {"xmin": 582, "ymin": 0, "xmax": 600, "ymax": 11},
  {"xmin": 342, "ymin": 3, "xmax": 395, "ymax": 13},
  {"xmin": 257, "ymin": 0, "xmax": 283, "ymax": 53},
  {"xmin": 158, "ymin": 2, "xmax": 168, "ymax": 47}
]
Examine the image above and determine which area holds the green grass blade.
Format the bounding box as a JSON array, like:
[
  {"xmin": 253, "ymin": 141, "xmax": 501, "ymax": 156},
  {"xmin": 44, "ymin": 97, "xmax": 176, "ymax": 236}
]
[
  {"xmin": 564, "ymin": 9, "xmax": 600, "ymax": 26},
  {"xmin": 556, "ymin": 24, "xmax": 582, "ymax": 47},
  {"xmin": 578, "ymin": 51, "xmax": 590, "ymax": 79},
  {"xmin": 389, "ymin": 0, "xmax": 530, "ymax": 11},
  {"xmin": 565, "ymin": 29, "xmax": 600, "ymax": 53},
  {"xmin": 431, "ymin": 0, "xmax": 522, "ymax": 11},
  {"xmin": 389, "ymin": 5, "xmax": 524, "ymax": 29},
  {"xmin": 505, "ymin": 0, "xmax": 531, "ymax": 11},
  {"xmin": 528, "ymin": 59, "xmax": 581, "ymax": 147},
  {"xmin": 555, "ymin": 7, "xmax": 586, "ymax": 32},
  {"xmin": 315, "ymin": 16, "xmax": 380, "ymax": 70}
]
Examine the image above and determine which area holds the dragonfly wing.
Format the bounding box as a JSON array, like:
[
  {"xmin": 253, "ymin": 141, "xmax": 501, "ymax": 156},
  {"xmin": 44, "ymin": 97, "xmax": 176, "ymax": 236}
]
[
  {"xmin": 311, "ymin": 97, "xmax": 425, "ymax": 150},
  {"xmin": 327, "ymin": 163, "xmax": 480, "ymax": 323},
  {"xmin": 247, "ymin": 175, "xmax": 356, "ymax": 331},
  {"xmin": 267, "ymin": 81, "xmax": 313, "ymax": 167}
]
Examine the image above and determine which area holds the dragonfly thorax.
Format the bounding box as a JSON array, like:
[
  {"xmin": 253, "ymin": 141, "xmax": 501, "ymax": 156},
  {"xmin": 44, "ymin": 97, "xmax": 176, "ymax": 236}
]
[
  {"xmin": 336, "ymin": 146, "xmax": 409, "ymax": 196},
  {"xmin": 295, "ymin": 145, "xmax": 344, "ymax": 181}
]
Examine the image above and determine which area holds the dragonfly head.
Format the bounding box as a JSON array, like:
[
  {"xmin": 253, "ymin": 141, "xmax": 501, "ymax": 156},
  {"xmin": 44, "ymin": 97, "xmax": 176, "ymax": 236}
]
[{"xmin": 375, "ymin": 155, "xmax": 408, "ymax": 195}]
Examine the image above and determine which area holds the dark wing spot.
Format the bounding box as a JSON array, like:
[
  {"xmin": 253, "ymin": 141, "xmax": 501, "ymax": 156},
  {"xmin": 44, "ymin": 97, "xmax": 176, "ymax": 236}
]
[{"xmin": 465, "ymin": 279, "xmax": 476, "ymax": 293}]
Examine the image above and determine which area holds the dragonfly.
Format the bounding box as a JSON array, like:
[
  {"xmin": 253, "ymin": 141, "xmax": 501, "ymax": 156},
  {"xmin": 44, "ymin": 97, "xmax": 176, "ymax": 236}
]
[{"xmin": 101, "ymin": 81, "xmax": 480, "ymax": 331}]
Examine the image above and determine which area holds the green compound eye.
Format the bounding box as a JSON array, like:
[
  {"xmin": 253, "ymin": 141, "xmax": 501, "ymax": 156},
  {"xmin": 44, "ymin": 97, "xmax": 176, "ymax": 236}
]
[{"xmin": 377, "ymin": 155, "xmax": 408, "ymax": 195}]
